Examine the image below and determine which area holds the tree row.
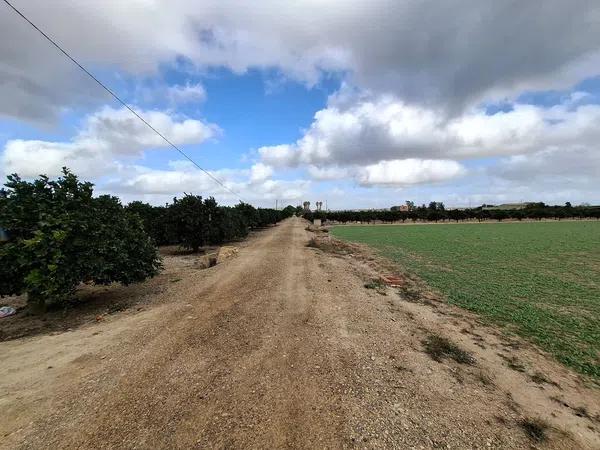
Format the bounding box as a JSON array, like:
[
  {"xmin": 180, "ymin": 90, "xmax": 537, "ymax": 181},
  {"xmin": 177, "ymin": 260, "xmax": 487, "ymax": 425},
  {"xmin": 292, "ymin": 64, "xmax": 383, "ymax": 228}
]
[
  {"xmin": 0, "ymin": 169, "xmax": 297, "ymax": 311},
  {"xmin": 305, "ymin": 202, "xmax": 600, "ymax": 223}
]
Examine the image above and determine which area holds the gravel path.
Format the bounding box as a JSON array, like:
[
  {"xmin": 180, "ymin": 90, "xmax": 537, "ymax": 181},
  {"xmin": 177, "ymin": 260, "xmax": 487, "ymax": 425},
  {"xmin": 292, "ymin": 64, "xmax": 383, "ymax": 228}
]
[{"xmin": 1, "ymin": 217, "xmax": 599, "ymax": 449}]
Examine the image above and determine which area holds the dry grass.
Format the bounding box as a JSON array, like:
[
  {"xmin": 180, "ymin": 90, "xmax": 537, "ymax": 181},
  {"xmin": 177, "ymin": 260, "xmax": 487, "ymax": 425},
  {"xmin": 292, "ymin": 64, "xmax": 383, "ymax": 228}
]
[
  {"xmin": 305, "ymin": 236, "xmax": 352, "ymax": 255},
  {"xmin": 499, "ymin": 354, "xmax": 526, "ymax": 372},
  {"xmin": 529, "ymin": 371, "xmax": 560, "ymax": 387},
  {"xmin": 364, "ymin": 279, "xmax": 387, "ymax": 295},
  {"xmin": 476, "ymin": 370, "xmax": 494, "ymax": 386},
  {"xmin": 306, "ymin": 237, "xmax": 320, "ymax": 248}
]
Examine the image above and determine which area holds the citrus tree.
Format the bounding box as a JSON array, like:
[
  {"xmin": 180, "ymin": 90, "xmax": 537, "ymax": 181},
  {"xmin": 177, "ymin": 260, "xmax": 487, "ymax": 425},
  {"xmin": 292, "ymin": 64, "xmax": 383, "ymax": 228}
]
[
  {"xmin": 0, "ymin": 169, "xmax": 162, "ymax": 312},
  {"xmin": 167, "ymin": 194, "xmax": 207, "ymax": 252},
  {"xmin": 126, "ymin": 201, "xmax": 170, "ymax": 245}
]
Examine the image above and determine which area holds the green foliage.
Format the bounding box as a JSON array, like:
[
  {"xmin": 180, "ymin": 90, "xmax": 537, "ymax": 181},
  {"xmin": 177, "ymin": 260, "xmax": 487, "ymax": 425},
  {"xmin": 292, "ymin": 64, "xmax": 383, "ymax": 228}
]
[
  {"xmin": 167, "ymin": 194, "xmax": 208, "ymax": 252},
  {"xmin": 219, "ymin": 206, "xmax": 250, "ymax": 242},
  {"xmin": 282, "ymin": 204, "xmax": 298, "ymax": 217},
  {"xmin": 305, "ymin": 202, "xmax": 600, "ymax": 223},
  {"xmin": 332, "ymin": 222, "xmax": 600, "ymax": 379},
  {"xmin": 127, "ymin": 197, "xmax": 292, "ymax": 253},
  {"xmin": 125, "ymin": 201, "xmax": 169, "ymax": 245},
  {"xmin": 235, "ymin": 202, "xmax": 259, "ymax": 230},
  {"xmin": 164, "ymin": 196, "xmax": 271, "ymax": 251},
  {"xmin": 0, "ymin": 169, "xmax": 162, "ymax": 311},
  {"xmin": 0, "ymin": 168, "xmax": 291, "ymax": 311}
]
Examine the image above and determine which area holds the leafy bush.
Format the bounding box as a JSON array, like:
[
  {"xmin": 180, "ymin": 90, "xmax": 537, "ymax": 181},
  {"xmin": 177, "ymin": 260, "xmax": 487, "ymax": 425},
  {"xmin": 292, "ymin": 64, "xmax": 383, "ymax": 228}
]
[
  {"xmin": 166, "ymin": 194, "xmax": 207, "ymax": 252},
  {"xmin": 235, "ymin": 202, "xmax": 259, "ymax": 230},
  {"xmin": 125, "ymin": 201, "xmax": 169, "ymax": 245},
  {"xmin": 213, "ymin": 206, "xmax": 249, "ymax": 243},
  {"xmin": 0, "ymin": 169, "xmax": 162, "ymax": 312}
]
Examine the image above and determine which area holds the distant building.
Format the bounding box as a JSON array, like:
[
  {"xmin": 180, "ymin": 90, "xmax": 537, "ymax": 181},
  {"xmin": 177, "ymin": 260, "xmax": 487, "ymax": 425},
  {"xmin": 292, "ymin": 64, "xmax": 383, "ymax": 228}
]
[
  {"xmin": 303, "ymin": 201, "xmax": 311, "ymax": 212},
  {"xmin": 391, "ymin": 204, "xmax": 410, "ymax": 212}
]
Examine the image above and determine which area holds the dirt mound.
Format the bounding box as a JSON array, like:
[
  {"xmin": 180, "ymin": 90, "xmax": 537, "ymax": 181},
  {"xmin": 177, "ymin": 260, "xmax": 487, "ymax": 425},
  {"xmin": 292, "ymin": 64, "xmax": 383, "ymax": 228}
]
[{"xmin": 217, "ymin": 245, "xmax": 239, "ymax": 264}]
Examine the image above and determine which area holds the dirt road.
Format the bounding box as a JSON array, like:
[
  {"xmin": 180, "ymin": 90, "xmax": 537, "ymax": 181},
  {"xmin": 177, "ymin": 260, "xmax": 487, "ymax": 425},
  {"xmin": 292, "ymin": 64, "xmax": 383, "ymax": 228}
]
[{"xmin": 1, "ymin": 217, "xmax": 599, "ymax": 449}]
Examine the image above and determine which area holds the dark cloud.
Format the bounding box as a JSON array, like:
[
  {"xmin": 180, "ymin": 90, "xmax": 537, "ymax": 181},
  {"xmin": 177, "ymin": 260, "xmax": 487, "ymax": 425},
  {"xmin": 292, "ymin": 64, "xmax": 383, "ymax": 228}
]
[{"xmin": 2, "ymin": 0, "xmax": 600, "ymax": 121}]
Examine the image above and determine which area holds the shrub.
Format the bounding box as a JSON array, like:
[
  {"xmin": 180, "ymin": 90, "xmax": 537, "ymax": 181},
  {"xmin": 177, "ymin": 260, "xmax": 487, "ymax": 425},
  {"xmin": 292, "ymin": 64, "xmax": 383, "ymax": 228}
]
[
  {"xmin": 0, "ymin": 169, "xmax": 161, "ymax": 312},
  {"xmin": 235, "ymin": 202, "xmax": 259, "ymax": 230},
  {"xmin": 166, "ymin": 194, "xmax": 207, "ymax": 252},
  {"xmin": 125, "ymin": 201, "xmax": 169, "ymax": 245}
]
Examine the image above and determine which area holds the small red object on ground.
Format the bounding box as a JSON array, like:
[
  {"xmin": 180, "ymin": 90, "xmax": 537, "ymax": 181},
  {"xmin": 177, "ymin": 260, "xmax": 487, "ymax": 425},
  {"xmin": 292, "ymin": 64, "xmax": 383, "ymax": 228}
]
[{"xmin": 380, "ymin": 275, "xmax": 404, "ymax": 287}]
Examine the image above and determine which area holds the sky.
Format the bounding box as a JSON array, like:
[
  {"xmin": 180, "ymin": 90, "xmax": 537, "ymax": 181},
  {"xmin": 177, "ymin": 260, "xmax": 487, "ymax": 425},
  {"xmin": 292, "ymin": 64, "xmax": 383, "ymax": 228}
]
[{"xmin": 1, "ymin": 0, "xmax": 599, "ymax": 209}]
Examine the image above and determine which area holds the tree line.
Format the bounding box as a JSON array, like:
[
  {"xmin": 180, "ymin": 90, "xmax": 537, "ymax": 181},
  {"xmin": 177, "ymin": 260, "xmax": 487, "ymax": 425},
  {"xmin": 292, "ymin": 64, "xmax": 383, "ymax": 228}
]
[
  {"xmin": 126, "ymin": 196, "xmax": 298, "ymax": 251},
  {"xmin": 0, "ymin": 169, "xmax": 296, "ymax": 311},
  {"xmin": 304, "ymin": 201, "xmax": 600, "ymax": 224}
]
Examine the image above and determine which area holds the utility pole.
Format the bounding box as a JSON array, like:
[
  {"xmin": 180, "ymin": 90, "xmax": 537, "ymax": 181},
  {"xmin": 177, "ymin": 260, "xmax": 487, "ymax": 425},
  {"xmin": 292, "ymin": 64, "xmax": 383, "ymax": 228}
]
[{"xmin": 275, "ymin": 199, "xmax": 278, "ymax": 211}]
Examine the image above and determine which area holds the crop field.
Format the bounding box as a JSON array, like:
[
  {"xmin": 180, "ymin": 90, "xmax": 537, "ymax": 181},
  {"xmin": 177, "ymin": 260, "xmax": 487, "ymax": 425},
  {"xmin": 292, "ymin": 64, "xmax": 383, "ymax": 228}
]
[{"xmin": 332, "ymin": 221, "xmax": 600, "ymax": 379}]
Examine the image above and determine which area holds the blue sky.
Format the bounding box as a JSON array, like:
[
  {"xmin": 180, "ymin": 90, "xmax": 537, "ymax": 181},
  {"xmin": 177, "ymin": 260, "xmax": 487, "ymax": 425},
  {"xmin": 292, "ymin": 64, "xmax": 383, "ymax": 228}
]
[{"xmin": 1, "ymin": 1, "xmax": 599, "ymax": 208}]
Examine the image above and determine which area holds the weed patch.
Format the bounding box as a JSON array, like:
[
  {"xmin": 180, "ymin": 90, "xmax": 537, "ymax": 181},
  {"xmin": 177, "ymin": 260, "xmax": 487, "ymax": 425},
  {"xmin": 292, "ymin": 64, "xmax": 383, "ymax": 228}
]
[
  {"xmin": 305, "ymin": 236, "xmax": 353, "ymax": 255},
  {"xmin": 499, "ymin": 354, "xmax": 526, "ymax": 372},
  {"xmin": 550, "ymin": 397, "xmax": 600, "ymax": 423},
  {"xmin": 476, "ymin": 370, "xmax": 494, "ymax": 386},
  {"xmin": 519, "ymin": 417, "xmax": 548, "ymax": 442},
  {"xmin": 364, "ymin": 279, "xmax": 385, "ymax": 290},
  {"xmin": 529, "ymin": 371, "xmax": 559, "ymax": 387},
  {"xmin": 364, "ymin": 279, "xmax": 387, "ymax": 295},
  {"xmin": 306, "ymin": 237, "xmax": 319, "ymax": 248},
  {"xmin": 422, "ymin": 334, "xmax": 475, "ymax": 365}
]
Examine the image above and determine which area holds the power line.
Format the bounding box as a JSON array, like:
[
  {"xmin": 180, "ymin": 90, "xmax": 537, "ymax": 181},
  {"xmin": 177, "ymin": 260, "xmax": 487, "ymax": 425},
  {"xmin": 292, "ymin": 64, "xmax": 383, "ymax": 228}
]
[{"xmin": 2, "ymin": 0, "xmax": 244, "ymax": 202}]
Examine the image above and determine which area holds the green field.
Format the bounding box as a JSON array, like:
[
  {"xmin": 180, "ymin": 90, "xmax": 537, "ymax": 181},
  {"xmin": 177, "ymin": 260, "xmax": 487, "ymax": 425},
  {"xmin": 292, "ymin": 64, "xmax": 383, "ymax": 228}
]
[{"xmin": 331, "ymin": 222, "xmax": 600, "ymax": 379}]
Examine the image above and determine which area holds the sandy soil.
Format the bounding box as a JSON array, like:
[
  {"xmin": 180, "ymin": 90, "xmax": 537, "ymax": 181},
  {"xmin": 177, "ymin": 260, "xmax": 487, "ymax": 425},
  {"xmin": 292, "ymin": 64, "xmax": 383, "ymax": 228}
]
[{"xmin": 1, "ymin": 217, "xmax": 599, "ymax": 449}]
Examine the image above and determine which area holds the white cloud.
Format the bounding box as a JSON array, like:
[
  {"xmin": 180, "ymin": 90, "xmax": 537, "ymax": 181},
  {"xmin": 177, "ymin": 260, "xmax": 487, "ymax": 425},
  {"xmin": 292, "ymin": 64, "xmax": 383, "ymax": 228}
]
[
  {"xmin": 0, "ymin": 103, "xmax": 307, "ymax": 207},
  {"xmin": 2, "ymin": 139, "xmax": 107, "ymax": 180},
  {"xmin": 167, "ymin": 82, "xmax": 206, "ymax": 104},
  {"xmin": 249, "ymin": 163, "xmax": 273, "ymax": 183},
  {"xmin": 306, "ymin": 159, "xmax": 466, "ymax": 187},
  {"xmin": 108, "ymin": 166, "xmax": 234, "ymax": 196},
  {"xmin": 260, "ymin": 96, "xmax": 600, "ymax": 168},
  {"xmin": 2, "ymin": 1, "xmax": 600, "ymax": 120},
  {"xmin": 2, "ymin": 1, "xmax": 599, "ymax": 207},
  {"xmin": 105, "ymin": 164, "xmax": 309, "ymax": 206},
  {"xmin": 307, "ymin": 166, "xmax": 349, "ymax": 181},
  {"xmin": 258, "ymin": 91, "xmax": 600, "ymax": 193},
  {"xmin": 493, "ymin": 146, "xmax": 600, "ymax": 184},
  {"xmin": 358, "ymin": 159, "xmax": 466, "ymax": 187},
  {"xmin": 83, "ymin": 107, "xmax": 218, "ymax": 153},
  {"xmin": 1, "ymin": 107, "xmax": 218, "ymax": 178},
  {"xmin": 258, "ymin": 145, "xmax": 295, "ymax": 168}
]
